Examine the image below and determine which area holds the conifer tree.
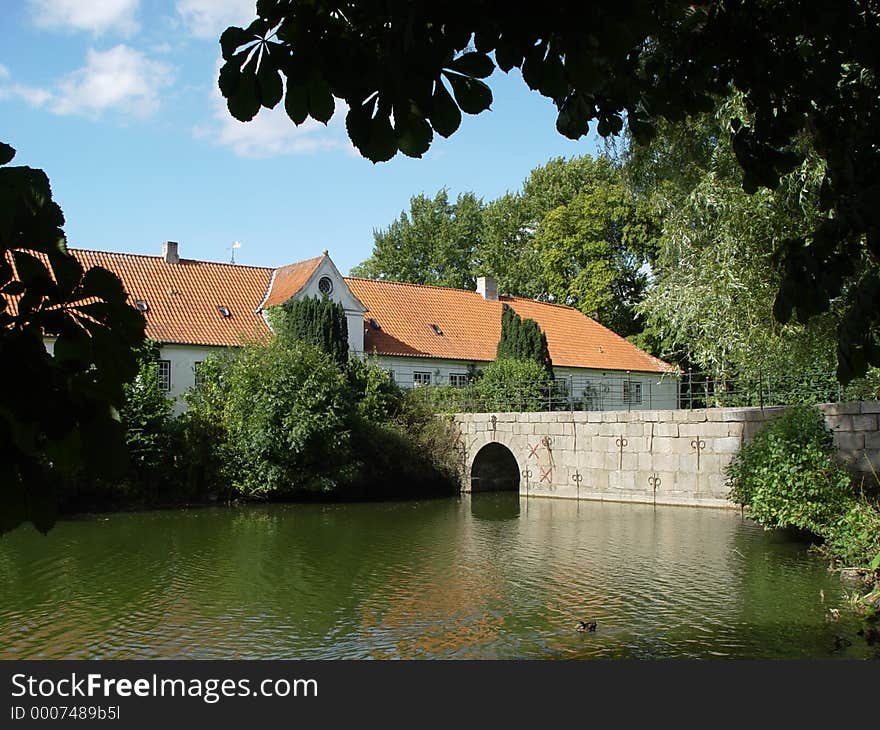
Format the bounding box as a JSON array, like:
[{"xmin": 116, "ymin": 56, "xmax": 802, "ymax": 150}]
[
  {"xmin": 270, "ymin": 295, "xmax": 349, "ymax": 366},
  {"xmin": 495, "ymin": 304, "xmax": 553, "ymax": 378}
]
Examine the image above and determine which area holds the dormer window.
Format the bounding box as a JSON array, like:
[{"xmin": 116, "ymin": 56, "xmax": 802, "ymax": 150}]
[
  {"xmin": 218, "ymin": 305, "xmax": 232, "ymax": 318},
  {"xmin": 134, "ymin": 299, "xmax": 149, "ymax": 312},
  {"xmin": 369, "ymin": 318, "xmax": 381, "ymax": 330},
  {"xmin": 430, "ymin": 323, "xmax": 443, "ymax": 336},
  {"xmin": 318, "ymin": 276, "xmax": 333, "ymax": 295}
]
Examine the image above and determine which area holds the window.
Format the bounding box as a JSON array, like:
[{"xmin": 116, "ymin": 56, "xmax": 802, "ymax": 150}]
[
  {"xmin": 413, "ymin": 371, "xmax": 432, "ymax": 388},
  {"xmin": 449, "ymin": 373, "xmax": 469, "ymax": 388},
  {"xmin": 218, "ymin": 305, "xmax": 232, "ymax": 318},
  {"xmin": 623, "ymin": 380, "xmax": 642, "ymax": 405},
  {"xmin": 429, "ymin": 323, "xmax": 443, "ymax": 336},
  {"xmin": 193, "ymin": 361, "xmax": 205, "ymax": 388},
  {"xmin": 318, "ymin": 276, "xmax": 333, "ymax": 295},
  {"xmin": 134, "ymin": 299, "xmax": 149, "ymax": 312},
  {"xmin": 158, "ymin": 360, "xmax": 172, "ymax": 392}
]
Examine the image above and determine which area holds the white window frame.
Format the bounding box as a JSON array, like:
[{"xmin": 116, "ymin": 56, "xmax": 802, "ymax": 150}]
[
  {"xmin": 193, "ymin": 361, "xmax": 205, "ymax": 388},
  {"xmin": 413, "ymin": 371, "xmax": 432, "ymax": 388},
  {"xmin": 158, "ymin": 359, "xmax": 172, "ymax": 392},
  {"xmin": 449, "ymin": 373, "xmax": 469, "ymax": 388},
  {"xmin": 623, "ymin": 380, "xmax": 642, "ymax": 405}
]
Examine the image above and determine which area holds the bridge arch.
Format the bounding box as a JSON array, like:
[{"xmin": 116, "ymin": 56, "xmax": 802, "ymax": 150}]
[{"xmin": 470, "ymin": 442, "xmax": 521, "ymax": 492}]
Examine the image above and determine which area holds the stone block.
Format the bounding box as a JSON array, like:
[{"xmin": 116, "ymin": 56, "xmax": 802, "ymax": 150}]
[
  {"xmin": 835, "ymin": 432, "xmax": 865, "ymax": 451},
  {"xmin": 637, "ymin": 452, "xmax": 653, "ymax": 471},
  {"xmin": 825, "ymin": 414, "xmax": 851, "ymax": 432},
  {"xmin": 586, "ymin": 411, "xmax": 604, "ymax": 423},
  {"xmin": 864, "ymin": 432, "xmax": 880, "ymax": 450},
  {"xmin": 706, "ymin": 408, "xmax": 729, "ymax": 422},
  {"xmin": 726, "ymin": 422, "xmax": 745, "ymax": 438},
  {"xmin": 711, "ymin": 437, "xmax": 742, "ymax": 454},
  {"xmin": 820, "ymin": 402, "xmax": 861, "ymax": 416},
  {"xmin": 655, "ymin": 422, "xmax": 679, "ymax": 438},
  {"xmin": 652, "ymin": 453, "xmax": 679, "ymax": 472},
  {"xmin": 621, "ymin": 453, "xmax": 639, "ymax": 471},
  {"xmin": 598, "ymin": 422, "xmax": 622, "ymax": 437},
  {"xmin": 674, "ymin": 409, "xmax": 705, "ymax": 422},
  {"xmin": 577, "ymin": 423, "xmax": 600, "ymax": 437},
  {"xmin": 851, "ymin": 414, "xmax": 878, "ymax": 431},
  {"xmin": 859, "ymin": 401, "xmax": 880, "ymax": 415}
]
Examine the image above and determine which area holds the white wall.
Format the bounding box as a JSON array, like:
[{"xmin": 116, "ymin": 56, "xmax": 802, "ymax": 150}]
[
  {"xmin": 293, "ymin": 257, "xmax": 366, "ymax": 354},
  {"xmin": 374, "ymin": 355, "xmax": 678, "ymax": 411},
  {"xmin": 159, "ymin": 344, "xmax": 226, "ymax": 415}
]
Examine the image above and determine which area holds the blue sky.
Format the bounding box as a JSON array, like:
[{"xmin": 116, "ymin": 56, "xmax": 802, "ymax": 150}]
[{"xmin": 1, "ymin": 0, "xmax": 602, "ymax": 275}]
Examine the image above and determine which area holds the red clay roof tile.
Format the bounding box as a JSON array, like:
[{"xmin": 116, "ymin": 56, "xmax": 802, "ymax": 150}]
[{"xmin": 346, "ymin": 277, "xmax": 672, "ymax": 373}]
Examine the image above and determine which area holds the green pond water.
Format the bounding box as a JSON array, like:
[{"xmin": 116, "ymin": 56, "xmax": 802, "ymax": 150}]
[{"xmin": 0, "ymin": 494, "xmax": 873, "ymax": 659}]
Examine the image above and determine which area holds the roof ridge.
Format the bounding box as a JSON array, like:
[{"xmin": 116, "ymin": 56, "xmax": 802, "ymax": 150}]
[
  {"xmin": 344, "ymin": 276, "xmax": 484, "ymax": 295},
  {"xmin": 69, "ymin": 247, "xmax": 274, "ymax": 272}
]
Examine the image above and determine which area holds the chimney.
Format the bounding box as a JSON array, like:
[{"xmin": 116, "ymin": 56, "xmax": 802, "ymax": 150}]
[
  {"xmin": 162, "ymin": 240, "xmax": 179, "ymax": 264},
  {"xmin": 476, "ymin": 276, "xmax": 498, "ymax": 301}
]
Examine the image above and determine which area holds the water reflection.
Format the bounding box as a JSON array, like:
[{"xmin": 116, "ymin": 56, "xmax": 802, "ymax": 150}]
[
  {"xmin": 0, "ymin": 498, "xmax": 871, "ymax": 659},
  {"xmin": 470, "ymin": 492, "xmax": 520, "ymax": 521}
]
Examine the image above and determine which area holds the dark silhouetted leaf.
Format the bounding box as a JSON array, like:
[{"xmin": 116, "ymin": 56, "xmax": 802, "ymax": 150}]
[
  {"xmin": 397, "ymin": 114, "xmax": 433, "ymax": 158},
  {"xmin": 0, "ymin": 142, "xmax": 14, "ymax": 166},
  {"xmin": 429, "ymin": 80, "xmax": 461, "ymax": 138},
  {"xmin": 449, "ymin": 52, "xmax": 495, "ymax": 79},
  {"xmin": 308, "ymin": 75, "xmax": 335, "ymax": 123},
  {"xmin": 444, "ymin": 72, "xmax": 492, "ymax": 114},
  {"xmin": 257, "ymin": 50, "xmax": 283, "ymax": 108}
]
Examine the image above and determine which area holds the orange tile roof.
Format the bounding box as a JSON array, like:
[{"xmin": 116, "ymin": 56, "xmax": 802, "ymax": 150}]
[
  {"xmin": 29, "ymin": 249, "xmax": 669, "ymax": 371},
  {"xmin": 346, "ymin": 277, "xmax": 672, "ymax": 373},
  {"xmin": 260, "ymin": 254, "xmax": 324, "ymax": 309},
  {"xmin": 69, "ymin": 249, "xmax": 273, "ymax": 347}
]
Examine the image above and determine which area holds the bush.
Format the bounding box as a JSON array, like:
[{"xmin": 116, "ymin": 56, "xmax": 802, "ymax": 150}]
[
  {"xmin": 223, "ymin": 340, "xmax": 356, "ymax": 496},
  {"xmin": 474, "ymin": 357, "xmax": 553, "ymax": 411},
  {"xmin": 726, "ymin": 405, "xmax": 853, "ymax": 535},
  {"xmin": 823, "ymin": 499, "xmax": 880, "ymax": 568}
]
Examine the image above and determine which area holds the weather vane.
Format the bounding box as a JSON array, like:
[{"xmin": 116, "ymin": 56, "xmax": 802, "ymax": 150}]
[{"xmin": 228, "ymin": 240, "xmax": 241, "ymax": 264}]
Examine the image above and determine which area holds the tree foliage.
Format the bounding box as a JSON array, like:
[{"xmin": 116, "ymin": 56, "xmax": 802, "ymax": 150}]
[
  {"xmin": 626, "ymin": 95, "xmax": 841, "ymax": 380},
  {"xmin": 0, "ymin": 142, "xmax": 146, "ymax": 535},
  {"xmin": 268, "ymin": 294, "xmax": 349, "ymax": 365},
  {"xmin": 351, "ymin": 189, "xmax": 482, "ymax": 290},
  {"xmin": 221, "ymin": 1, "xmax": 880, "ymax": 381},
  {"xmin": 496, "ymin": 304, "xmax": 552, "ymax": 378}
]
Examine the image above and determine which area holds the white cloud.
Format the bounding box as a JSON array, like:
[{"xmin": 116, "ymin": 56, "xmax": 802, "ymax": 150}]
[
  {"xmin": 52, "ymin": 45, "xmax": 173, "ymax": 117},
  {"xmin": 30, "ymin": 0, "xmax": 140, "ymax": 37},
  {"xmin": 177, "ymin": 0, "xmax": 255, "ymax": 40},
  {"xmin": 0, "ymin": 65, "xmax": 52, "ymax": 108},
  {"xmin": 196, "ymin": 74, "xmax": 351, "ymax": 158}
]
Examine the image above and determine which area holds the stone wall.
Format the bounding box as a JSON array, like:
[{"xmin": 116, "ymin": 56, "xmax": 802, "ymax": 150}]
[{"xmin": 452, "ymin": 401, "xmax": 880, "ymax": 509}]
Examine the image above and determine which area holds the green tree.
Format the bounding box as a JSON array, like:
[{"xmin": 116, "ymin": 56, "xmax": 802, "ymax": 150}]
[
  {"xmin": 223, "ymin": 340, "xmax": 355, "ymax": 495},
  {"xmin": 220, "ymin": 1, "xmax": 880, "ymax": 382},
  {"xmin": 268, "ymin": 295, "xmax": 349, "ymax": 365},
  {"xmin": 496, "ymin": 304, "xmax": 553, "ymax": 378},
  {"xmin": 351, "ymin": 189, "xmax": 483, "ymax": 290},
  {"xmin": 535, "ymin": 173, "xmax": 658, "ymax": 337},
  {"xmin": 628, "ymin": 95, "xmax": 839, "ymax": 381},
  {"xmin": 1, "ymin": 142, "xmax": 146, "ymax": 535},
  {"xmin": 479, "ymin": 155, "xmax": 623, "ymax": 299},
  {"xmin": 119, "ymin": 340, "xmax": 173, "ymax": 494}
]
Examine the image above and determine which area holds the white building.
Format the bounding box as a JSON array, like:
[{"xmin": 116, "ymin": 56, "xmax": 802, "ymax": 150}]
[{"xmin": 65, "ymin": 243, "xmax": 678, "ymax": 413}]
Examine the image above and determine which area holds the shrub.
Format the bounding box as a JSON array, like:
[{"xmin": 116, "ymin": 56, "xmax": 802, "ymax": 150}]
[
  {"xmin": 823, "ymin": 499, "xmax": 880, "ymax": 569},
  {"xmin": 726, "ymin": 405, "xmax": 853, "ymax": 535},
  {"xmin": 267, "ymin": 295, "xmax": 349, "ymax": 366},
  {"xmin": 475, "ymin": 357, "xmax": 553, "ymax": 411},
  {"xmin": 223, "ymin": 340, "xmax": 356, "ymax": 495}
]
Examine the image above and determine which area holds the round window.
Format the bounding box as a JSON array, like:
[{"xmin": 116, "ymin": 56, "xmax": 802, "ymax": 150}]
[{"xmin": 318, "ymin": 276, "xmax": 333, "ymax": 295}]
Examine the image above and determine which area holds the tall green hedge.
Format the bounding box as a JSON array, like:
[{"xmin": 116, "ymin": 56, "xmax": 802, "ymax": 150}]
[
  {"xmin": 268, "ymin": 295, "xmax": 349, "ymax": 365},
  {"xmin": 496, "ymin": 304, "xmax": 553, "ymax": 378}
]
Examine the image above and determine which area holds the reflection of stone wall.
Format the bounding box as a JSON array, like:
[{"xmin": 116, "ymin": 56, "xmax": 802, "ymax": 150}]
[{"xmin": 453, "ymin": 401, "xmax": 880, "ymax": 509}]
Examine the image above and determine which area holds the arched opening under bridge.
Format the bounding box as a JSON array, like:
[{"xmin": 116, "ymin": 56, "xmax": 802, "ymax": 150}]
[{"xmin": 470, "ymin": 442, "xmax": 520, "ymax": 492}]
